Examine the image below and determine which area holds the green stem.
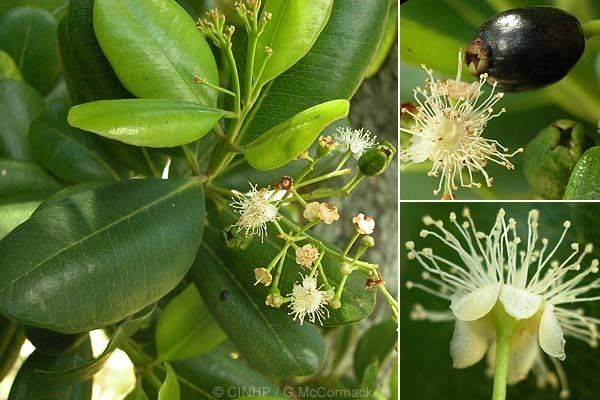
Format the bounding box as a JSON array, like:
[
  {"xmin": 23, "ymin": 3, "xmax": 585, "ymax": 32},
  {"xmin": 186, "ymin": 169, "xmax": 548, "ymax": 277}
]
[
  {"xmin": 582, "ymin": 20, "xmax": 600, "ymax": 38},
  {"xmin": 335, "ymin": 151, "xmax": 352, "ymax": 171},
  {"xmin": 141, "ymin": 148, "xmax": 160, "ymax": 178},
  {"xmin": 182, "ymin": 144, "xmax": 200, "ymax": 176},
  {"xmin": 378, "ymin": 284, "xmax": 399, "ymax": 322},
  {"xmin": 491, "ymin": 304, "xmax": 517, "ymax": 400},
  {"xmin": 296, "ymin": 168, "xmax": 352, "ymax": 188}
]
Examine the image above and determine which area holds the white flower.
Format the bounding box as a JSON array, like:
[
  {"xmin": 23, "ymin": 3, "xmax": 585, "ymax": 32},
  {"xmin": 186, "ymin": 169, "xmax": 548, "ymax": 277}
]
[
  {"xmin": 400, "ymin": 51, "xmax": 523, "ymax": 199},
  {"xmin": 334, "ymin": 127, "xmax": 377, "ymax": 159},
  {"xmin": 303, "ymin": 202, "xmax": 340, "ymax": 224},
  {"xmin": 405, "ymin": 208, "xmax": 600, "ymax": 398},
  {"xmin": 230, "ymin": 183, "xmax": 279, "ymax": 240},
  {"xmin": 353, "ymin": 213, "xmax": 375, "ymax": 235},
  {"xmin": 288, "ymin": 275, "xmax": 332, "ymax": 325},
  {"xmin": 254, "ymin": 267, "xmax": 272, "ymax": 286}
]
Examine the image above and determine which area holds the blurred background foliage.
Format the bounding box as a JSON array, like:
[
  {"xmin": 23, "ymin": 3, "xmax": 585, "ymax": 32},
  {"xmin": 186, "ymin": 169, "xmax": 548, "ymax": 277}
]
[
  {"xmin": 401, "ymin": 202, "xmax": 600, "ymax": 399},
  {"xmin": 400, "ymin": 0, "xmax": 600, "ymax": 199}
]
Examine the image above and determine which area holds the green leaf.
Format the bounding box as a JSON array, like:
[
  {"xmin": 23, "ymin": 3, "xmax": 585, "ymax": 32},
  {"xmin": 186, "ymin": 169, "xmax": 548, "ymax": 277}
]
[
  {"xmin": 125, "ymin": 384, "xmax": 150, "ymax": 400},
  {"xmin": 564, "ymin": 146, "xmax": 600, "ymax": 200},
  {"xmin": 191, "ymin": 227, "xmax": 326, "ymax": 378},
  {"xmin": 0, "ymin": 316, "xmax": 25, "ymax": 381},
  {"xmin": 158, "ymin": 363, "xmax": 181, "ymax": 400},
  {"xmin": 93, "ymin": 0, "xmax": 218, "ymax": 106},
  {"xmin": 0, "ymin": 50, "xmax": 22, "ymax": 81},
  {"xmin": 8, "ymin": 339, "xmax": 93, "ymax": 400},
  {"xmin": 156, "ymin": 284, "xmax": 226, "ymax": 361},
  {"xmin": 30, "ymin": 101, "xmax": 126, "ymax": 183},
  {"xmin": 0, "ymin": 201, "xmax": 40, "ymax": 240},
  {"xmin": 358, "ymin": 361, "xmax": 379, "ymax": 393},
  {"xmin": 241, "ymin": 0, "xmax": 389, "ymax": 144},
  {"xmin": 0, "ymin": 80, "xmax": 45, "ymax": 161},
  {"xmin": 35, "ymin": 305, "xmax": 155, "ymax": 384},
  {"xmin": 167, "ymin": 347, "xmax": 283, "ymax": 400},
  {"xmin": 353, "ymin": 319, "xmax": 396, "ymax": 381},
  {"xmin": 0, "ymin": 158, "xmax": 61, "ymax": 202},
  {"xmin": 254, "ymin": 0, "xmax": 333, "ymax": 86},
  {"xmin": 243, "ymin": 99, "xmax": 349, "ymax": 170},
  {"xmin": 57, "ymin": 0, "xmax": 132, "ymax": 104},
  {"xmin": 68, "ymin": 99, "xmax": 225, "ymax": 148},
  {"xmin": 0, "ymin": 7, "xmax": 60, "ymax": 94},
  {"xmin": 0, "ymin": 178, "xmax": 205, "ymax": 333},
  {"xmin": 365, "ymin": 1, "xmax": 397, "ymax": 78}
]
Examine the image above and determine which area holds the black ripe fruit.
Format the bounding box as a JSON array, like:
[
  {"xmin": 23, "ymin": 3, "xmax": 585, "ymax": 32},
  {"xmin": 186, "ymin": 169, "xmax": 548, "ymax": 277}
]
[{"xmin": 465, "ymin": 7, "xmax": 585, "ymax": 91}]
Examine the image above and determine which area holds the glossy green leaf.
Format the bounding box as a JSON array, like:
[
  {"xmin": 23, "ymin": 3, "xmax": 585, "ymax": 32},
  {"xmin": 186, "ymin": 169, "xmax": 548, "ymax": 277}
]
[
  {"xmin": 0, "ymin": 7, "xmax": 60, "ymax": 94},
  {"xmin": 0, "ymin": 178, "xmax": 205, "ymax": 333},
  {"xmin": 243, "ymin": 99, "xmax": 349, "ymax": 170},
  {"xmin": 158, "ymin": 363, "xmax": 180, "ymax": 400},
  {"xmin": 35, "ymin": 306, "xmax": 154, "ymax": 384},
  {"xmin": 564, "ymin": 147, "xmax": 600, "ymax": 200},
  {"xmin": 365, "ymin": 1, "xmax": 396, "ymax": 78},
  {"xmin": 192, "ymin": 227, "xmax": 326, "ymax": 377},
  {"xmin": 0, "ymin": 158, "xmax": 61, "ymax": 201},
  {"xmin": 0, "ymin": 50, "xmax": 22, "ymax": 81},
  {"xmin": 93, "ymin": 0, "xmax": 218, "ymax": 106},
  {"xmin": 0, "ymin": 80, "xmax": 45, "ymax": 161},
  {"xmin": 254, "ymin": 0, "xmax": 333, "ymax": 86},
  {"xmin": 57, "ymin": 0, "xmax": 132, "ymax": 104},
  {"xmin": 30, "ymin": 101, "xmax": 125, "ymax": 183},
  {"xmin": 353, "ymin": 319, "xmax": 397, "ymax": 381},
  {"xmin": 167, "ymin": 347, "xmax": 283, "ymax": 400},
  {"xmin": 0, "ymin": 316, "xmax": 25, "ymax": 381},
  {"xmin": 358, "ymin": 361, "xmax": 379, "ymax": 392},
  {"xmin": 241, "ymin": 0, "xmax": 389, "ymax": 144},
  {"xmin": 0, "ymin": 201, "xmax": 39, "ymax": 240},
  {"xmin": 0, "ymin": 1, "xmax": 68, "ymax": 16},
  {"xmin": 8, "ymin": 339, "xmax": 93, "ymax": 400},
  {"xmin": 156, "ymin": 284, "xmax": 226, "ymax": 361},
  {"xmin": 68, "ymin": 99, "xmax": 225, "ymax": 148}
]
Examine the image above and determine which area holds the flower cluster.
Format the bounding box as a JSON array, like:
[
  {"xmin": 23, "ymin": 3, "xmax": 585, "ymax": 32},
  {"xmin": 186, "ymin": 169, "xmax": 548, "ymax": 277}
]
[
  {"xmin": 228, "ymin": 132, "xmax": 395, "ymax": 325},
  {"xmin": 400, "ymin": 51, "xmax": 523, "ymax": 199},
  {"xmin": 405, "ymin": 208, "xmax": 600, "ymax": 398}
]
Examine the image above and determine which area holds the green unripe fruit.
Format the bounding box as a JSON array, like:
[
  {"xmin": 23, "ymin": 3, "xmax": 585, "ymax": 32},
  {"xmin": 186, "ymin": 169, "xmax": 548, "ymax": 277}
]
[
  {"xmin": 523, "ymin": 120, "xmax": 591, "ymax": 199},
  {"xmin": 358, "ymin": 140, "xmax": 396, "ymax": 176}
]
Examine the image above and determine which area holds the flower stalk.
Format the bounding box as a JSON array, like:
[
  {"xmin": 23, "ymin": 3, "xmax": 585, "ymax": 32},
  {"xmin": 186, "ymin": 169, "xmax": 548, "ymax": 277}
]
[{"xmin": 491, "ymin": 303, "xmax": 518, "ymax": 400}]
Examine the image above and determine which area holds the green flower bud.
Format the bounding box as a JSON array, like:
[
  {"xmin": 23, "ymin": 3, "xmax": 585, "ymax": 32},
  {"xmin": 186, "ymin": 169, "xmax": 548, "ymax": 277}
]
[
  {"xmin": 329, "ymin": 297, "xmax": 342, "ymax": 309},
  {"xmin": 523, "ymin": 120, "xmax": 592, "ymax": 199},
  {"xmin": 358, "ymin": 140, "xmax": 396, "ymax": 176},
  {"xmin": 361, "ymin": 235, "xmax": 375, "ymax": 248},
  {"xmin": 340, "ymin": 262, "xmax": 354, "ymax": 276}
]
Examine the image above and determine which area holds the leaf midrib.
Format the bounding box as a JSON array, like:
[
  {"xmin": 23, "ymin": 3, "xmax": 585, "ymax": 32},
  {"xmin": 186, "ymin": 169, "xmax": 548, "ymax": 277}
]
[
  {"xmin": 201, "ymin": 241, "xmax": 306, "ymax": 374},
  {"xmin": 0, "ymin": 179, "xmax": 198, "ymax": 295}
]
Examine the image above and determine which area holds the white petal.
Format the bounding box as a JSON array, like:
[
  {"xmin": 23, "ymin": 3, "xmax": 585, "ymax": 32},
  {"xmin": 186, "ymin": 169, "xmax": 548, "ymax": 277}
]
[
  {"xmin": 450, "ymin": 318, "xmax": 493, "ymax": 368},
  {"xmin": 406, "ymin": 136, "xmax": 434, "ymax": 163},
  {"xmin": 539, "ymin": 304, "xmax": 566, "ymax": 361},
  {"xmin": 450, "ymin": 283, "xmax": 501, "ymax": 321},
  {"xmin": 507, "ymin": 330, "xmax": 539, "ymax": 384},
  {"xmin": 499, "ymin": 285, "xmax": 543, "ymax": 320}
]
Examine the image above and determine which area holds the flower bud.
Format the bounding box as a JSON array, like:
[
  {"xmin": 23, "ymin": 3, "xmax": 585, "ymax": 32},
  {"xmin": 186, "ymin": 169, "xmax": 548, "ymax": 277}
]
[
  {"xmin": 340, "ymin": 262, "xmax": 354, "ymax": 276},
  {"xmin": 266, "ymin": 293, "xmax": 284, "ymax": 308},
  {"xmin": 523, "ymin": 120, "xmax": 591, "ymax": 199},
  {"xmin": 329, "ymin": 297, "xmax": 342, "ymax": 309},
  {"xmin": 358, "ymin": 140, "xmax": 396, "ymax": 176},
  {"xmin": 361, "ymin": 235, "xmax": 375, "ymax": 248}
]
